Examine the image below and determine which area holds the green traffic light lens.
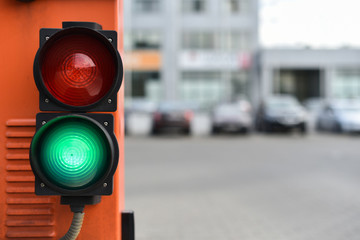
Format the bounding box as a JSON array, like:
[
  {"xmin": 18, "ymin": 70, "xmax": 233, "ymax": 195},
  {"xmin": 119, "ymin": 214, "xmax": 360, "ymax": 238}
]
[{"xmin": 31, "ymin": 115, "xmax": 111, "ymax": 190}]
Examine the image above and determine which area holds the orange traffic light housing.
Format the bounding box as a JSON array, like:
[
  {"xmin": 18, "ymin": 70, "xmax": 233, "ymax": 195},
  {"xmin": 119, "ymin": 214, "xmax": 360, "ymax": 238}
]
[{"xmin": 0, "ymin": 1, "xmax": 126, "ymax": 239}]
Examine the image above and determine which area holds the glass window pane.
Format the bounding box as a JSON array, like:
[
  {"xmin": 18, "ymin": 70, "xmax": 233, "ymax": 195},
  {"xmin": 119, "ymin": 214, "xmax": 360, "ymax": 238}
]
[
  {"xmin": 134, "ymin": 0, "xmax": 161, "ymax": 13},
  {"xmin": 182, "ymin": 32, "xmax": 214, "ymax": 49},
  {"xmin": 222, "ymin": 0, "xmax": 250, "ymax": 15},
  {"xmin": 131, "ymin": 30, "xmax": 161, "ymax": 50},
  {"xmin": 181, "ymin": 71, "xmax": 224, "ymax": 106},
  {"xmin": 215, "ymin": 31, "xmax": 250, "ymax": 51},
  {"xmin": 333, "ymin": 69, "xmax": 360, "ymax": 98},
  {"xmin": 182, "ymin": 0, "xmax": 206, "ymax": 14}
]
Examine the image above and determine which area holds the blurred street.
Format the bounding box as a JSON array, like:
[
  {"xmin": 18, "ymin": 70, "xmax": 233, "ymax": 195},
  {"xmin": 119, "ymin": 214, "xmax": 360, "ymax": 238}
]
[{"xmin": 125, "ymin": 134, "xmax": 360, "ymax": 240}]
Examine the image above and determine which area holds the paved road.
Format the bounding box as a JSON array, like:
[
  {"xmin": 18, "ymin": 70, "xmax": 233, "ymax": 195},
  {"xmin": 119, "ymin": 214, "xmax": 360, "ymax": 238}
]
[{"xmin": 125, "ymin": 134, "xmax": 360, "ymax": 240}]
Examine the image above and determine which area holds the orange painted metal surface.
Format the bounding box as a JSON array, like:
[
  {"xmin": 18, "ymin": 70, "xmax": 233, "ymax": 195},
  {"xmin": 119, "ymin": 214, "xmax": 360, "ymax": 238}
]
[{"xmin": 0, "ymin": 1, "xmax": 124, "ymax": 239}]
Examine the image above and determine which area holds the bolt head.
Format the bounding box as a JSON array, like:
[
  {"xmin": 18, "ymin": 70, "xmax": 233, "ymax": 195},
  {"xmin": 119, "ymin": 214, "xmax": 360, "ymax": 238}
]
[
  {"xmin": 103, "ymin": 183, "xmax": 108, "ymax": 187},
  {"xmin": 40, "ymin": 183, "xmax": 45, "ymax": 188}
]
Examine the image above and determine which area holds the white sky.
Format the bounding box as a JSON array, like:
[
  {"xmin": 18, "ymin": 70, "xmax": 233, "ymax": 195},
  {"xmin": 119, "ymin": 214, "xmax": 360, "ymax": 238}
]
[{"xmin": 260, "ymin": 0, "xmax": 360, "ymax": 48}]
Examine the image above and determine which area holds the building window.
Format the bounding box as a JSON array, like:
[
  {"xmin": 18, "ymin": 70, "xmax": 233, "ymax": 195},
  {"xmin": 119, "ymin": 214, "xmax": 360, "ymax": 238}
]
[
  {"xmin": 133, "ymin": 0, "xmax": 161, "ymax": 13},
  {"xmin": 130, "ymin": 72, "xmax": 161, "ymax": 99},
  {"xmin": 224, "ymin": 0, "xmax": 239, "ymax": 13},
  {"xmin": 182, "ymin": 31, "xmax": 250, "ymax": 51},
  {"xmin": 182, "ymin": 0, "xmax": 207, "ymax": 14},
  {"xmin": 230, "ymin": 72, "xmax": 249, "ymax": 98},
  {"xmin": 182, "ymin": 32, "xmax": 214, "ymax": 50},
  {"xmin": 181, "ymin": 72, "xmax": 223, "ymax": 106},
  {"xmin": 181, "ymin": 71, "xmax": 249, "ymax": 106},
  {"xmin": 333, "ymin": 69, "xmax": 360, "ymax": 98},
  {"xmin": 222, "ymin": 0, "xmax": 250, "ymax": 14},
  {"xmin": 216, "ymin": 32, "xmax": 251, "ymax": 51},
  {"xmin": 131, "ymin": 31, "xmax": 161, "ymax": 50}
]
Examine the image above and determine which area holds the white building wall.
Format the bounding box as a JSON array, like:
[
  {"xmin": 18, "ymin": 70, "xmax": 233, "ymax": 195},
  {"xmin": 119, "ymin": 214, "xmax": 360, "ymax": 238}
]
[{"xmin": 261, "ymin": 49, "xmax": 360, "ymax": 101}]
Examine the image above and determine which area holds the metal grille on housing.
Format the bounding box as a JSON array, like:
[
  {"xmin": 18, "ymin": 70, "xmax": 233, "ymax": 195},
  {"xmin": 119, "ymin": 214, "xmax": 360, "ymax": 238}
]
[{"xmin": 5, "ymin": 119, "xmax": 56, "ymax": 239}]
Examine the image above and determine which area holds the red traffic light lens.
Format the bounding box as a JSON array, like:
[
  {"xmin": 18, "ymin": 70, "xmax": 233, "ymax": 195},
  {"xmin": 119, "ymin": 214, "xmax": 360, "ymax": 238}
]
[{"xmin": 39, "ymin": 28, "xmax": 116, "ymax": 107}]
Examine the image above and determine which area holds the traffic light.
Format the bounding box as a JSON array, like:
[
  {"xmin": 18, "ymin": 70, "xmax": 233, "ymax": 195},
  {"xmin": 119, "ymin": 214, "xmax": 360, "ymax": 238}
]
[
  {"xmin": 33, "ymin": 21, "xmax": 122, "ymax": 112},
  {"xmin": 30, "ymin": 113, "xmax": 118, "ymax": 196},
  {"xmin": 29, "ymin": 21, "xmax": 123, "ymax": 238}
]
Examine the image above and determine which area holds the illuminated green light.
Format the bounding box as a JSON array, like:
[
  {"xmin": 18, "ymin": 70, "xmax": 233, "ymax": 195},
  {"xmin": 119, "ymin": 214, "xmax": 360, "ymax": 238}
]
[{"xmin": 31, "ymin": 115, "xmax": 110, "ymax": 190}]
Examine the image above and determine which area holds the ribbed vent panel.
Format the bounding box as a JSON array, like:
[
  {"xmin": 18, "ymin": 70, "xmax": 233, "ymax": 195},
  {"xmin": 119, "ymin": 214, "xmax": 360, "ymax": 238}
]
[{"xmin": 5, "ymin": 119, "xmax": 56, "ymax": 239}]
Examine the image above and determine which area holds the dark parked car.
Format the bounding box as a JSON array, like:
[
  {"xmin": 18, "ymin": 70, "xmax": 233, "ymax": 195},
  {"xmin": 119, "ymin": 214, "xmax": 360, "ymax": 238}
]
[
  {"xmin": 212, "ymin": 100, "xmax": 252, "ymax": 134},
  {"xmin": 256, "ymin": 95, "xmax": 308, "ymax": 133},
  {"xmin": 316, "ymin": 99, "xmax": 360, "ymax": 133},
  {"xmin": 152, "ymin": 102, "xmax": 195, "ymax": 135}
]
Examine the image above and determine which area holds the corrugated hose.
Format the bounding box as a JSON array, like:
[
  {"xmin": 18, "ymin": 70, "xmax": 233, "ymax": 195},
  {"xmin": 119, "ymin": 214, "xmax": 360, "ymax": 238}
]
[{"xmin": 59, "ymin": 212, "xmax": 85, "ymax": 240}]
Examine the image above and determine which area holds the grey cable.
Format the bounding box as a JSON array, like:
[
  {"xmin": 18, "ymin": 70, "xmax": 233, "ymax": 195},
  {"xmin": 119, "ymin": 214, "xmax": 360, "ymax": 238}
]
[{"xmin": 59, "ymin": 212, "xmax": 85, "ymax": 240}]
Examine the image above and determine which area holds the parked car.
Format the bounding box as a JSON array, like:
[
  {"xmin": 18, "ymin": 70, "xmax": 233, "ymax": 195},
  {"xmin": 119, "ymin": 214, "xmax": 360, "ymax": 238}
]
[
  {"xmin": 212, "ymin": 100, "xmax": 252, "ymax": 134},
  {"xmin": 124, "ymin": 99, "xmax": 157, "ymax": 135},
  {"xmin": 256, "ymin": 95, "xmax": 308, "ymax": 133},
  {"xmin": 303, "ymin": 98, "xmax": 324, "ymax": 117},
  {"xmin": 152, "ymin": 101, "xmax": 196, "ymax": 135},
  {"xmin": 316, "ymin": 99, "xmax": 360, "ymax": 133},
  {"xmin": 303, "ymin": 98, "xmax": 325, "ymax": 131}
]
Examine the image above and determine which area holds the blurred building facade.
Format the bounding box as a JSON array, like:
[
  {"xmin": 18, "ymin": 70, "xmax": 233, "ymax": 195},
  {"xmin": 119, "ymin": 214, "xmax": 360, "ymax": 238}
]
[
  {"xmin": 261, "ymin": 49, "xmax": 360, "ymax": 103},
  {"xmin": 123, "ymin": 0, "xmax": 259, "ymax": 107}
]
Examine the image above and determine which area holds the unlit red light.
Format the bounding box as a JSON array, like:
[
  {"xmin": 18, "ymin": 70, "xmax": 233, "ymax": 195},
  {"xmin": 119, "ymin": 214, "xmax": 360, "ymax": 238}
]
[{"xmin": 40, "ymin": 31, "xmax": 116, "ymax": 107}]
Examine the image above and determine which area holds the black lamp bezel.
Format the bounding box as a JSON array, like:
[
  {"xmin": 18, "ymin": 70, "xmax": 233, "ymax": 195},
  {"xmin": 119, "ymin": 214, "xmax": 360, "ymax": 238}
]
[
  {"xmin": 30, "ymin": 113, "xmax": 119, "ymax": 196},
  {"xmin": 33, "ymin": 26, "xmax": 123, "ymax": 112}
]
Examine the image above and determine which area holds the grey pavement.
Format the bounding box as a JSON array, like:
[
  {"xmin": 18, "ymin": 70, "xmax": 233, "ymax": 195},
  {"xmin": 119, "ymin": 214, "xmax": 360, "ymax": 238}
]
[{"xmin": 125, "ymin": 134, "xmax": 360, "ymax": 240}]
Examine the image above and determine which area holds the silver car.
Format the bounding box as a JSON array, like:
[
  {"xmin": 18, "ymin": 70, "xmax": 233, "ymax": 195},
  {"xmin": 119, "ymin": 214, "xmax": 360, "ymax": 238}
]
[
  {"xmin": 316, "ymin": 99, "xmax": 360, "ymax": 133},
  {"xmin": 212, "ymin": 100, "xmax": 252, "ymax": 134}
]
